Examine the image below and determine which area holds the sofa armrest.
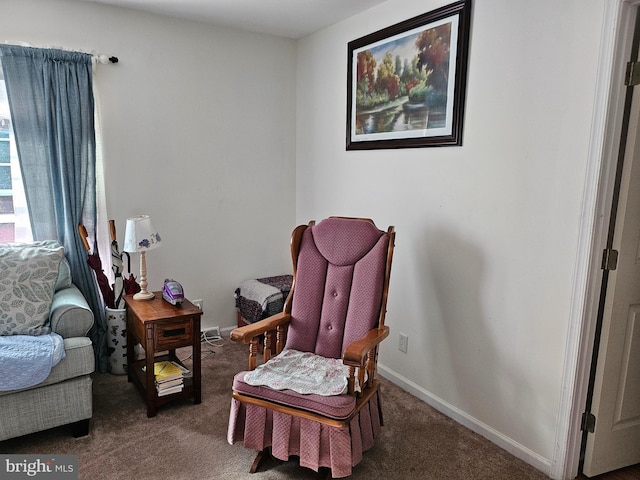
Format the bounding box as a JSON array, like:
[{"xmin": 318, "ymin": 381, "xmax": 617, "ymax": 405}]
[{"xmin": 50, "ymin": 285, "xmax": 94, "ymax": 338}]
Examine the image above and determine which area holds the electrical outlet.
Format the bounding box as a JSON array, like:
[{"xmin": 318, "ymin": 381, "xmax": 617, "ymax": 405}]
[
  {"xmin": 201, "ymin": 326, "xmax": 221, "ymax": 340},
  {"xmin": 192, "ymin": 299, "xmax": 203, "ymax": 310},
  {"xmin": 399, "ymin": 333, "xmax": 408, "ymax": 353}
]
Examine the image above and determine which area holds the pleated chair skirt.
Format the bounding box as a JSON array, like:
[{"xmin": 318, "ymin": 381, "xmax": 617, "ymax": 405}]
[{"xmin": 227, "ymin": 391, "xmax": 383, "ymax": 478}]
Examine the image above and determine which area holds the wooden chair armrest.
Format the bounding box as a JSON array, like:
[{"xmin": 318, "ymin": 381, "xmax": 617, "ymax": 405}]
[
  {"xmin": 343, "ymin": 326, "xmax": 390, "ymax": 367},
  {"xmin": 230, "ymin": 312, "xmax": 291, "ymax": 344}
]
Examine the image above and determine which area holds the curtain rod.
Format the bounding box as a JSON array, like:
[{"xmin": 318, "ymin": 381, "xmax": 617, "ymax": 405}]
[
  {"xmin": 3, "ymin": 41, "xmax": 118, "ymax": 64},
  {"xmin": 94, "ymin": 55, "xmax": 119, "ymax": 64}
]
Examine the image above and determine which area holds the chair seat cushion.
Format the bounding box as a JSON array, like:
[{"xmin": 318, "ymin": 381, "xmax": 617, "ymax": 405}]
[{"xmin": 233, "ymin": 371, "xmax": 356, "ymax": 420}]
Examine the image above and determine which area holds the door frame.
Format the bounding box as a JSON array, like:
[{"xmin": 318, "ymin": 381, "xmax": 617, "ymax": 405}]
[{"xmin": 554, "ymin": 1, "xmax": 640, "ymax": 479}]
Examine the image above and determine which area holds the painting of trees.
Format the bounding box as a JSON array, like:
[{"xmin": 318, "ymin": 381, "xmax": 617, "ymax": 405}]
[
  {"xmin": 347, "ymin": 1, "xmax": 471, "ymax": 149},
  {"xmin": 354, "ymin": 22, "xmax": 451, "ymax": 113}
]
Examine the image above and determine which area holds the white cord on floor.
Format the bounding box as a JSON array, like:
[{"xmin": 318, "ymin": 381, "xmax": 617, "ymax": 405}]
[{"xmin": 201, "ymin": 331, "xmax": 224, "ymax": 347}]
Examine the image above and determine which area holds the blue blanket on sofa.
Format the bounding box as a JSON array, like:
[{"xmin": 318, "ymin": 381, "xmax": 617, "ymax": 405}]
[{"xmin": 0, "ymin": 333, "xmax": 65, "ymax": 391}]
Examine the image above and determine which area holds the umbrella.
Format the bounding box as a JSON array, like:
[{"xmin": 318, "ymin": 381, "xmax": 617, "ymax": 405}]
[
  {"xmin": 122, "ymin": 252, "xmax": 141, "ymax": 295},
  {"xmin": 109, "ymin": 220, "xmax": 125, "ymax": 309},
  {"xmin": 78, "ymin": 223, "xmax": 115, "ymax": 309}
]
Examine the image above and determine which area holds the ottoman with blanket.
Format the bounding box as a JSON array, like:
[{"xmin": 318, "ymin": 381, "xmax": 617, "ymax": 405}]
[
  {"xmin": 235, "ymin": 275, "xmax": 293, "ymax": 353},
  {"xmin": 0, "ymin": 241, "xmax": 95, "ymax": 441},
  {"xmin": 235, "ymin": 275, "xmax": 293, "ymax": 327}
]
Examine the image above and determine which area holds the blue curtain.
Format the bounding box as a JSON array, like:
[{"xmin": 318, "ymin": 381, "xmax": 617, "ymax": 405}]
[{"xmin": 0, "ymin": 45, "xmax": 107, "ymax": 372}]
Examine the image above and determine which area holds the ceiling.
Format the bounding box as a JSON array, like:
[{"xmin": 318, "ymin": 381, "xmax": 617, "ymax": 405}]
[{"xmin": 78, "ymin": 0, "xmax": 387, "ymax": 39}]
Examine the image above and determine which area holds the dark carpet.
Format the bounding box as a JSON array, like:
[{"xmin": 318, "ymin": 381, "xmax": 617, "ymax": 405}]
[{"xmin": 0, "ymin": 337, "xmax": 551, "ymax": 479}]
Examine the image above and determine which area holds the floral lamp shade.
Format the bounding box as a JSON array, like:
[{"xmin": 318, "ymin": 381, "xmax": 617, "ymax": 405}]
[{"xmin": 123, "ymin": 215, "xmax": 161, "ymax": 253}]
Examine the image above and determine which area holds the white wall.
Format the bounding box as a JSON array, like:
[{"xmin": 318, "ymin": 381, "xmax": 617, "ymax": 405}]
[
  {"xmin": 1, "ymin": 0, "xmax": 297, "ymax": 330},
  {"xmin": 296, "ymin": 0, "xmax": 604, "ymax": 475}
]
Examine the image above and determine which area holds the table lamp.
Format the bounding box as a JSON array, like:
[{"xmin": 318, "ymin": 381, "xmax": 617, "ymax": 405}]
[{"xmin": 123, "ymin": 215, "xmax": 162, "ymax": 300}]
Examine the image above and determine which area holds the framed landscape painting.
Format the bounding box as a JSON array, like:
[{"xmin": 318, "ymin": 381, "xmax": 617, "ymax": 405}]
[{"xmin": 346, "ymin": 0, "xmax": 472, "ymax": 150}]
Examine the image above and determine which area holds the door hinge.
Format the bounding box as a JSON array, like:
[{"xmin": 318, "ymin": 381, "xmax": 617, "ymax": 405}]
[
  {"xmin": 626, "ymin": 61, "xmax": 640, "ymax": 86},
  {"xmin": 601, "ymin": 248, "xmax": 618, "ymax": 271},
  {"xmin": 581, "ymin": 412, "xmax": 596, "ymax": 433}
]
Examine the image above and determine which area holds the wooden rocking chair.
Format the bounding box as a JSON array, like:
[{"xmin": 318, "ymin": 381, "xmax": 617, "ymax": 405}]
[{"xmin": 227, "ymin": 217, "xmax": 395, "ymax": 478}]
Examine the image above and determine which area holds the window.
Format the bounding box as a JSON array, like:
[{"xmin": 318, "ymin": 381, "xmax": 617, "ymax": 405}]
[{"xmin": 0, "ymin": 72, "xmax": 32, "ymax": 243}]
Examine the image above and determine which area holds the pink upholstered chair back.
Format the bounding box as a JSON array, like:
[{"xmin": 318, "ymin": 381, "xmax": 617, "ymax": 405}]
[{"xmin": 284, "ymin": 217, "xmax": 389, "ymax": 359}]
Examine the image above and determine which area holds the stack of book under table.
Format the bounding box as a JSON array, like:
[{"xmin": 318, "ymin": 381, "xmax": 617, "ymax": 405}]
[{"xmin": 152, "ymin": 361, "xmax": 190, "ymax": 396}]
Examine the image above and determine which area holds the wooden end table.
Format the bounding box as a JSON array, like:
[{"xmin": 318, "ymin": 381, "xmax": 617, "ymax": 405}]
[{"xmin": 125, "ymin": 292, "xmax": 202, "ymax": 417}]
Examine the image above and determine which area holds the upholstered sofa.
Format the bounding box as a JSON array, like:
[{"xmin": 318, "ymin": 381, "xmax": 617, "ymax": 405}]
[{"xmin": 0, "ymin": 241, "xmax": 95, "ymax": 441}]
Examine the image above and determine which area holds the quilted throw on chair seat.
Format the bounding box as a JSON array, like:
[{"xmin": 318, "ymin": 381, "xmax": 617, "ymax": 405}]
[{"xmin": 243, "ymin": 349, "xmax": 361, "ymax": 395}]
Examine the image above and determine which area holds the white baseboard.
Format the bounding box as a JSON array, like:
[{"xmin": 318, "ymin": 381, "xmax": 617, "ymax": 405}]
[{"xmin": 378, "ymin": 363, "xmax": 553, "ymax": 478}]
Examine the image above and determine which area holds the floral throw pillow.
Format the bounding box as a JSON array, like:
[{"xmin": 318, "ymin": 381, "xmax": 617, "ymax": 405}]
[{"xmin": 0, "ymin": 242, "xmax": 65, "ymax": 336}]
